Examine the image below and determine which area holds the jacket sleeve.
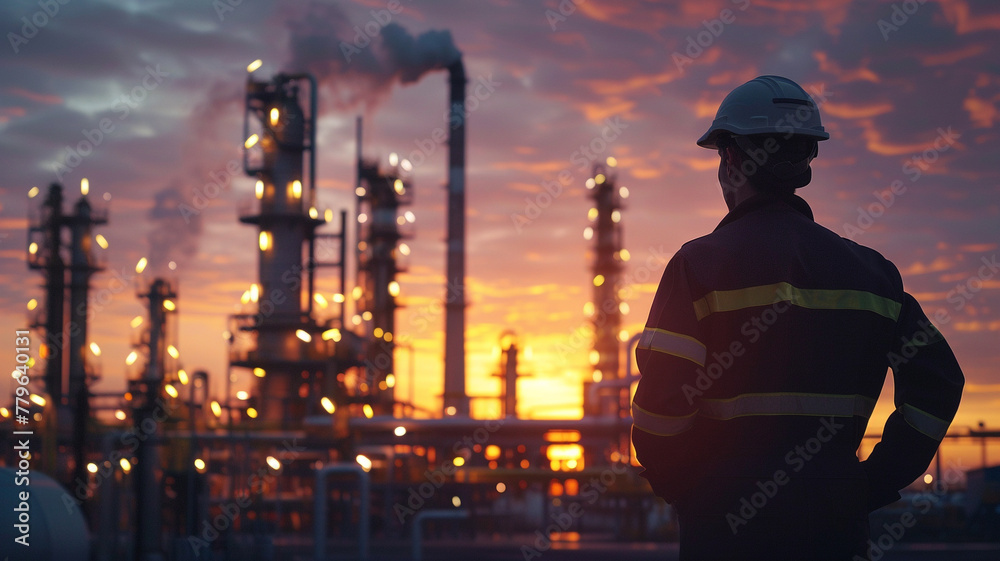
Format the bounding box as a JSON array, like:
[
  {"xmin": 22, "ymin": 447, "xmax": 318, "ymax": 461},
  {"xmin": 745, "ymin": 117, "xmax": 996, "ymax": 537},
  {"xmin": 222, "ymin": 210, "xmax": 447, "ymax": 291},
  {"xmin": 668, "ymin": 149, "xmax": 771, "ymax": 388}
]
[
  {"xmin": 862, "ymin": 292, "xmax": 964, "ymax": 511},
  {"xmin": 631, "ymin": 252, "xmax": 707, "ymax": 504}
]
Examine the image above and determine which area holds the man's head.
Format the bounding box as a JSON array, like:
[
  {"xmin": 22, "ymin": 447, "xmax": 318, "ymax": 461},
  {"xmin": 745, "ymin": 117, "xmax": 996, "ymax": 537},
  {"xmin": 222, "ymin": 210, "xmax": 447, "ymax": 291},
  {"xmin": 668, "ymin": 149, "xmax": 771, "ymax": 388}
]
[{"xmin": 698, "ymin": 76, "xmax": 829, "ymax": 209}]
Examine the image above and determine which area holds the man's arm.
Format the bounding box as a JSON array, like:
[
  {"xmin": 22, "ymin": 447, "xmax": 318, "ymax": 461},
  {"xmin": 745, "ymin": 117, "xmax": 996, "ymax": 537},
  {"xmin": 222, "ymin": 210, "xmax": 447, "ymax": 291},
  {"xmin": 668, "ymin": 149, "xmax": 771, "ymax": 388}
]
[
  {"xmin": 631, "ymin": 253, "xmax": 706, "ymax": 504},
  {"xmin": 862, "ymin": 292, "xmax": 964, "ymax": 511}
]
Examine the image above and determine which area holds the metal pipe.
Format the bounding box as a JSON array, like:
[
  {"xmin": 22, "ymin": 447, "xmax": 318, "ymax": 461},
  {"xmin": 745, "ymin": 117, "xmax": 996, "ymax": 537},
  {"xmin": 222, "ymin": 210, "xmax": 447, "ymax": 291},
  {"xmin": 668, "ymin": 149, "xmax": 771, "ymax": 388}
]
[
  {"xmin": 314, "ymin": 463, "xmax": 370, "ymax": 561},
  {"xmin": 587, "ymin": 332, "xmax": 642, "ymax": 412},
  {"xmin": 411, "ymin": 510, "xmax": 469, "ymax": 561}
]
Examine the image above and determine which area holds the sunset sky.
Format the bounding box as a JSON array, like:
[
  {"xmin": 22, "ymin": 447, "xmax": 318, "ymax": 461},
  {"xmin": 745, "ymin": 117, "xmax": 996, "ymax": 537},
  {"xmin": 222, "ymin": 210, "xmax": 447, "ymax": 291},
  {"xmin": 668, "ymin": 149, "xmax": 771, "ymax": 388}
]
[{"xmin": 1, "ymin": 0, "xmax": 998, "ymax": 449}]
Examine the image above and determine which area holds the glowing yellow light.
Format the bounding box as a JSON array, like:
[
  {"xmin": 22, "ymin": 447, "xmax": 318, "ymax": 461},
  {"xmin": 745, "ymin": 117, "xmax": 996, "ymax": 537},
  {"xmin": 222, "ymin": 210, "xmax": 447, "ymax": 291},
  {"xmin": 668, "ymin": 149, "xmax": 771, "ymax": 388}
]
[
  {"xmin": 28, "ymin": 242, "xmax": 38, "ymax": 255},
  {"xmin": 593, "ymin": 370, "xmax": 603, "ymax": 382},
  {"xmin": 163, "ymin": 300, "xmax": 176, "ymax": 311},
  {"xmin": 589, "ymin": 350, "xmax": 600, "ymax": 365},
  {"xmin": 547, "ymin": 443, "xmax": 583, "ymax": 462},
  {"xmin": 269, "ymin": 107, "xmax": 279, "ymax": 126},
  {"xmin": 385, "ymin": 374, "xmax": 395, "ymax": 388},
  {"xmin": 321, "ymin": 397, "xmax": 335, "ymax": 414},
  {"xmin": 295, "ymin": 329, "xmax": 312, "ymax": 343},
  {"xmin": 246, "ymin": 59, "xmax": 262, "ymax": 72},
  {"xmin": 400, "ymin": 159, "xmax": 412, "ymax": 171},
  {"xmin": 27, "ymin": 298, "xmax": 37, "ymax": 311},
  {"xmin": 28, "ymin": 186, "xmax": 39, "ymax": 198},
  {"xmin": 325, "ymin": 208, "xmax": 333, "ymax": 222},
  {"xmin": 583, "ymin": 227, "xmax": 593, "ymax": 241},
  {"xmin": 120, "ymin": 458, "xmax": 131, "ymax": 472},
  {"xmin": 587, "ymin": 208, "xmax": 598, "ymax": 221},
  {"xmin": 332, "ymin": 293, "xmax": 345, "ymax": 303},
  {"xmin": 81, "ymin": 178, "xmax": 89, "ymax": 196},
  {"xmin": 619, "ymin": 248, "xmax": 631, "ymax": 261},
  {"xmin": 606, "ymin": 156, "xmax": 618, "ymax": 167},
  {"xmin": 115, "ymin": 409, "xmax": 126, "ymax": 421},
  {"xmin": 178, "ymin": 369, "xmax": 189, "ymax": 385},
  {"xmin": 135, "ymin": 257, "xmax": 148, "ymax": 274},
  {"xmin": 593, "ymin": 275, "xmax": 605, "ymax": 287},
  {"xmin": 352, "ymin": 286, "xmax": 363, "ymax": 300},
  {"xmin": 246, "ymin": 407, "xmax": 258, "ymax": 418},
  {"xmin": 95, "ymin": 234, "xmax": 108, "ymax": 249},
  {"xmin": 595, "ymin": 173, "xmax": 606, "ymax": 184},
  {"xmin": 131, "ymin": 316, "xmax": 143, "ymax": 328},
  {"xmin": 0, "ymin": 407, "xmax": 10, "ymax": 418},
  {"xmin": 266, "ymin": 456, "xmax": 281, "ymax": 470},
  {"xmin": 355, "ymin": 186, "xmax": 366, "ymax": 197},
  {"xmin": 126, "ymin": 351, "xmax": 138, "ymax": 365},
  {"xmin": 618, "ymin": 330, "xmax": 630, "ymax": 342},
  {"xmin": 585, "ymin": 178, "xmax": 596, "ymax": 189},
  {"xmin": 167, "ymin": 345, "xmax": 179, "ymax": 359},
  {"xmin": 389, "ymin": 153, "xmax": 399, "ymax": 166},
  {"xmin": 250, "ymin": 283, "xmax": 259, "ymax": 302},
  {"xmin": 384, "ymin": 332, "xmax": 392, "ymax": 342},
  {"xmin": 619, "ymin": 302, "xmax": 630, "ymax": 314},
  {"xmin": 404, "ymin": 211, "xmax": 415, "ymax": 223},
  {"xmin": 321, "ymin": 328, "xmax": 341, "ymax": 342},
  {"xmin": 361, "ymin": 311, "xmax": 372, "ymax": 322},
  {"xmin": 496, "ymin": 482, "xmax": 506, "ymax": 493},
  {"xmin": 89, "ymin": 342, "xmax": 101, "ymax": 356},
  {"xmin": 87, "ymin": 463, "xmax": 98, "ymax": 474},
  {"xmin": 255, "ymin": 180, "xmax": 264, "ymax": 199},
  {"xmin": 373, "ymin": 327, "xmax": 384, "ymax": 338},
  {"xmin": 356, "ymin": 455, "xmax": 372, "ymax": 472},
  {"xmin": 453, "ymin": 457, "xmax": 465, "ymax": 467},
  {"xmin": 253, "ymin": 367, "xmax": 266, "ymax": 378},
  {"xmin": 290, "ymin": 180, "xmax": 302, "ymax": 198},
  {"xmin": 394, "ymin": 426, "xmax": 406, "ymax": 436},
  {"xmin": 393, "ymin": 179, "xmax": 405, "ymax": 194},
  {"xmin": 612, "ymin": 210, "xmax": 622, "ymax": 223},
  {"xmin": 259, "ymin": 231, "xmax": 271, "ymax": 251},
  {"xmin": 309, "ymin": 206, "xmax": 318, "ymax": 219},
  {"xmin": 452, "ymin": 496, "xmax": 462, "ymax": 507},
  {"xmin": 358, "ymin": 212, "xmax": 367, "ymax": 224},
  {"xmin": 210, "ymin": 401, "xmax": 222, "ymax": 417},
  {"xmin": 244, "ymin": 134, "xmax": 259, "ymax": 149},
  {"xmin": 445, "ymin": 406, "xmax": 457, "ymax": 416},
  {"xmin": 164, "ymin": 384, "xmax": 178, "ymax": 398},
  {"xmin": 398, "ymin": 243, "xmax": 411, "ymax": 256},
  {"xmin": 235, "ymin": 390, "xmax": 248, "ymax": 401},
  {"xmin": 194, "ymin": 458, "xmax": 206, "ymax": 471},
  {"xmin": 240, "ymin": 290, "xmax": 250, "ymax": 305},
  {"xmin": 619, "ymin": 186, "xmax": 630, "ymax": 199},
  {"xmin": 29, "ymin": 394, "xmax": 46, "ymax": 406},
  {"xmin": 924, "ymin": 474, "xmax": 933, "ymax": 484},
  {"xmin": 485, "ymin": 445, "xmax": 501, "ymax": 460},
  {"xmin": 363, "ymin": 404, "xmax": 374, "ymax": 418}
]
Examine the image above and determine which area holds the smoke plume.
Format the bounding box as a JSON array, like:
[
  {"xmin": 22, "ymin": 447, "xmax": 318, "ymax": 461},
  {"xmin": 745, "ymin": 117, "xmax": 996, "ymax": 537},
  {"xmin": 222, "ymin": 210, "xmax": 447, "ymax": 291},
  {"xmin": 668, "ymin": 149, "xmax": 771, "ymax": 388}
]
[
  {"xmin": 285, "ymin": 3, "xmax": 461, "ymax": 109},
  {"xmin": 146, "ymin": 180, "xmax": 202, "ymax": 276}
]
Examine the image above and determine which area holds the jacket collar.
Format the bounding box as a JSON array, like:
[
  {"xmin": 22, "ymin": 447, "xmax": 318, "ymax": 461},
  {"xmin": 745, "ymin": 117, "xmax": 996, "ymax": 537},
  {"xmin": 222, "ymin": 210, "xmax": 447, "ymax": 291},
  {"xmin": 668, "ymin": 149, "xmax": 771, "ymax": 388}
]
[{"xmin": 714, "ymin": 192, "xmax": 814, "ymax": 231}]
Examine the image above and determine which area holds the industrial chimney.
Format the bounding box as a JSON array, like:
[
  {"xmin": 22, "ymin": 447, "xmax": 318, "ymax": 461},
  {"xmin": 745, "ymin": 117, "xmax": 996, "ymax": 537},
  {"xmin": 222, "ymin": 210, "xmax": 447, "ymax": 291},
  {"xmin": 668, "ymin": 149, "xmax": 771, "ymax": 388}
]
[{"xmin": 442, "ymin": 58, "xmax": 469, "ymax": 417}]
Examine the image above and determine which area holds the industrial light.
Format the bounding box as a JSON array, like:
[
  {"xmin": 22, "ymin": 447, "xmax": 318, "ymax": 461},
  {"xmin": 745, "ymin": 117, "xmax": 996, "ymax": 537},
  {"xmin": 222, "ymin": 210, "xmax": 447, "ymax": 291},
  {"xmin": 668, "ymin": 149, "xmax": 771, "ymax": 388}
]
[
  {"xmin": 355, "ymin": 186, "xmax": 366, "ymax": 197},
  {"xmin": 384, "ymin": 332, "xmax": 393, "ymax": 342},
  {"xmin": 295, "ymin": 329, "xmax": 312, "ymax": 343},
  {"xmin": 619, "ymin": 248, "xmax": 631, "ymax": 261},
  {"xmin": 589, "ymin": 350, "xmax": 600, "ymax": 365},
  {"xmin": 394, "ymin": 426, "xmax": 406, "ymax": 437},
  {"xmin": 290, "ymin": 180, "xmax": 302, "ymax": 198},
  {"xmin": 352, "ymin": 286, "xmax": 363, "ymax": 300},
  {"xmin": 358, "ymin": 213, "xmax": 368, "ymax": 224},
  {"xmin": 332, "ymin": 293, "xmax": 345, "ymax": 303},
  {"xmin": 612, "ymin": 210, "xmax": 622, "ymax": 223},
  {"xmin": 373, "ymin": 327, "xmax": 384, "ymax": 338},
  {"xmin": 250, "ymin": 283, "xmax": 259, "ymax": 302},
  {"xmin": 178, "ymin": 369, "xmax": 189, "ymax": 385},
  {"xmin": 583, "ymin": 227, "xmax": 593, "ymax": 241},
  {"xmin": 80, "ymin": 178, "xmax": 89, "ymax": 196},
  {"xmin": 445, "ymin": 406, "xmax": 457, "ymax": 416},
  {"xmin": 404, "ymin": 211, "xmax": 415, "ymax": 223},
  {"xmin": 135, "ymin": 257, "xmax": 148, "ymax": 274},
  {"xmin": 396, "ymin": 216, "xmax": 406, "ymax": 226},
  {"xmin": 385, "ymin": 374, "xmax": 395, "ymax": 388},
  {"xmin": 593, "ymin": 274, "xmax": 605, "ymax": 287},
  {"xmin": 606, "ymin": 156, "xmax": 618, "ymax": 167},
  {"xmin": 246, "ymin": 407, "xmax": 258, "ymax": 418},
  {"xmin": 27, "ymin": 299, "xmax": 37, "ymax": 311},
  {"xmin": 393, "ymin": 179, "xmax": 404, "ymax": 194},
  {"xmin": 595, "ymin": 173, "xmax": 606, "ymax": 184},
  {"xmin": 587, "ymin": 208, "xmax": 598, "ymax": 221},
  {"xmin": 255, "ymin": 180, "xmax": 264, "ymax": 200},
  {"xmin": 321, "ymin": 328, "xmax": 341, "ymax": 342},
  {"xmin": 361, "ymin": 311, "xmax": 372, "ymax": 321},
  {"xmin": 496, "ymin": 482, "xmax": 506, "ymax": 493},
  {"xmin": 619, "ymin": 186, "xmax": 629, "ymax": 199},
  {"xmin": 28, "ymin": 186, "xmax": 39, "ymax": 198},
  {"xmin": 90, "ymin": 342, "xmax": 101, "ymax": 356},
  {"xmin": 131, "ymin": 316, "xmax": 143, "ymax": 328},
  {"xmin": 618, "ymin": 330, "xmax": 630, "ymax": 342},
  {"xmin": 321, "ymin": 397, "xmax": 335, "ymax": 414},
  {"xmin": 453, "ymin": 457, "xmax": 465, "ymax": 467},
  {"xmin": 259, "ymin": 231, "xmax": 272, "ymax": 251},
  {"xmin": 126, "ymin": 351, "xmax": 138, "ymax": 365},
  {"xmin": 164, "ymin": 384, "xmax": 178, "ymax": 398},
  {"xmin": 269, "ymin": 107, "xmax": 279, "ymax": 126},
  {"xmin": 29, "ymin": 394, "xmax": 46, "ymax": 407},
  {"xmin": 236, "ymin": 390, "xmax": 249, "ymax": 400},
  {"xmin": 452, "ymin": 496, "xmax": 462, "ymax": 507},
  {"xmin": 115, "ymin": 409, "xmax": 127, "ymax": 421},
  {"xmin": 163, "ymin": 300, "xmax": 176, "ymax": 311},
  {"xmin": 389, "ymin": 152, "xmax": 399, "ymax": 166},
  {"xmin": 167, "ymin": 345, "xmax": 179, "ymax": 359},
  {"xmin": 363, "ymin": 404, "xmax": 373, "ymax": 418},
  {"xmin": 120, "ymin": 458, "xmax": 131, "ymax": 472},
  {"xmin": 266, "ymin": 456, "xmax": 281, "ymax": 471},
  {"xmin": 253, "ymin": 367, "xmax": 266, "ymax": 377},
  {"xmin": 95, "ymin": 234, "xmax": 108, "ymax": 249},
  {"xmin": 400, "ymin": 159, "xmax": 412, "ymax": 171},
  {"xmin": 246, "ymin": 59, "xmax": 262, "ymax": 73},
  {"xmin": 619, "ymin": 302, "xmax": 630, "ymax": 314},
  {"xmin": 87, "ymin": 463, "xmax": 98, "ymax": 474},
  {"xmin": 324, "ymin": 209, "xmax": 333, "ymax": 222},
  {"xmin": 585, "ymin": 178, "xmax": 596, "ymax": 189},
  {"xmin": 593, "ymin": 370, "xmax": 603, "ymax": 383},
  {"xmin": 28, "ymin": 242, "xmax": 38, "ymax": 255},
  {"xmin": 244, "ymin": 134, "xmax": 259, "ymax": 149},
  {"xmin": 0, "ymin": 407, "xmax": 9, "ymax": 418},
  {"xmin": 194, "ymin": 458, "xmax": 206, "ymax": 471},
  {"xmin": 309, "ymin": 206, "xmax": 318, "ymax": 219},
  {"xmin": 356, "ymin": 455, "xmax": 372, "ymax": 472},
  {"xmin": 398, "ymin": 243, "xmax": 410, "ymax": 256},
  {"xmin": 314, "ymin": 293, "xmax": 328, "ymax": 308},
  {"xmin": 210, "ymin": 401, "xmax": 222, "ymax": 417}
]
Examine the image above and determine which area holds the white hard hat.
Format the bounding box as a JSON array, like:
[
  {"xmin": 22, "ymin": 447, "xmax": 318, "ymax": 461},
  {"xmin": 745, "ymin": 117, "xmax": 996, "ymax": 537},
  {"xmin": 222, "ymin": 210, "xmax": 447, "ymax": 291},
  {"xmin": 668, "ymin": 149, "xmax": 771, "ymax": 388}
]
[{"xmin": 697, "ymin": 75, "xmax": 830, "ymax": 149}]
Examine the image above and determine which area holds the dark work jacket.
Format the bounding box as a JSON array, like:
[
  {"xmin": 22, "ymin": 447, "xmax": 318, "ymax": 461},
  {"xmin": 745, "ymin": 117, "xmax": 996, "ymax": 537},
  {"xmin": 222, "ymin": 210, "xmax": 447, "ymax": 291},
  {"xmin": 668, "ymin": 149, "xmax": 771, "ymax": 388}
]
[{"xmin": 630, "ymin": 193, "xmax": 964, "ymax": 560}]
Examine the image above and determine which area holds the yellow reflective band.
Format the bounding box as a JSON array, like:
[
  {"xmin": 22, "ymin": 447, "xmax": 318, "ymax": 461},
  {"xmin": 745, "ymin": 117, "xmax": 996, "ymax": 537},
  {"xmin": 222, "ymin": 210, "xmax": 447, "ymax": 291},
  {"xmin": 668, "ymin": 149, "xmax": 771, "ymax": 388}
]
[
  {"xmin": 692, "ymin": 282, "xmax": 901, "ymax": 321},
  {"xmin": 638, "ymin": 327, "xmax": 706, "ymax": 367},
  {"xmin": 631, "ymin": 403, "xmax": 697, "ymax": 437},
  {"xmin": 900, "ymin": 403, "xmax": 950, "ymax": 441},
  {"xmin": 699, "ymin": 393, "xmax": 877, "ymax": 420}
]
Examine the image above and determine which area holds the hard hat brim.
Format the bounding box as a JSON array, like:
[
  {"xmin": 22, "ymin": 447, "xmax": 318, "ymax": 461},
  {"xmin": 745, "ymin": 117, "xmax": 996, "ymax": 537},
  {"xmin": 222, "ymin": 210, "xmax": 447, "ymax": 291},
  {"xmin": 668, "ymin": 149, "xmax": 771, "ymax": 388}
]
[{"xmin": 697, "ymin": 122, "xmax": 830, "ymax": 149}]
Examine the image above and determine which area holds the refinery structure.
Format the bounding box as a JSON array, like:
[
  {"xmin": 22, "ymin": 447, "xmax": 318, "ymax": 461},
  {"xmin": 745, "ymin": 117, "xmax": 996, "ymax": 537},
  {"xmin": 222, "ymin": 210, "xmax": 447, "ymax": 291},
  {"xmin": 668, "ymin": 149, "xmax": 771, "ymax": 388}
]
[{"xmin": 3, "ymin": 48, "xmax": 999, "ymax": 561}]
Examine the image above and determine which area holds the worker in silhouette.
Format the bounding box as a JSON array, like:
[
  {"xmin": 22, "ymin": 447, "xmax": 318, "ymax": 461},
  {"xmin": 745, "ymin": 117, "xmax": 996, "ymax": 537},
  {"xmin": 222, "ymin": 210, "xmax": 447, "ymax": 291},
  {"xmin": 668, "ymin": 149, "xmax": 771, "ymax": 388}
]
[{"xmin": 630, "ymin": 75, "xmax": 964, "ymax": 560}]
